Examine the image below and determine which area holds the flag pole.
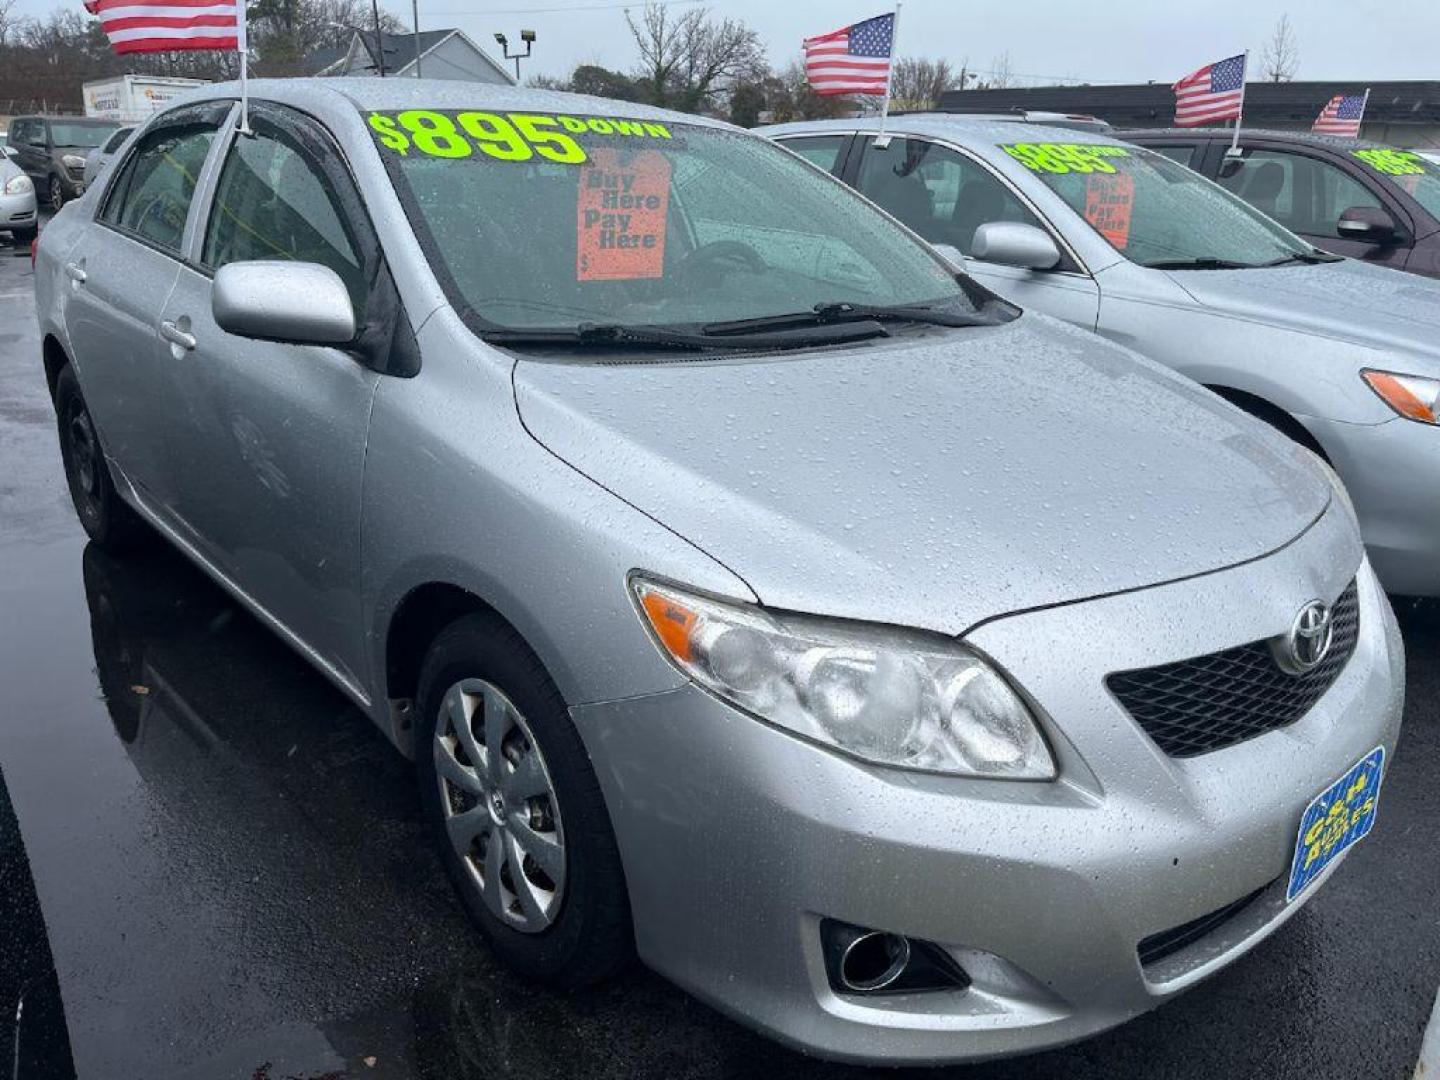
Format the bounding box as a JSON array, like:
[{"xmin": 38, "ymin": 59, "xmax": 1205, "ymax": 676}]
[
  {"xmin": 873, "ymin": 1, "xmax": 901, "ymax": 147},
  {"xmin": 236, "ymin": 0, "xmax": 250, "ymax": 134},
  {"xmin": 1357, "ymin": 86, "xmax": 1371, "ymax": 135},
  {"xmin": 1227, "ymin": 48, "xmax": 1249, "ymax": 158}
]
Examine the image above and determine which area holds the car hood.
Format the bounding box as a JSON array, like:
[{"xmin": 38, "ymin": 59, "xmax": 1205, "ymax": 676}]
[
  {"xmin": 512, "ymin": 316, "xmax": 1329, "ymax": 635},
  {"xmin": 1165, "ymin": 258, "xmax": 1440, "ymax": 359}
]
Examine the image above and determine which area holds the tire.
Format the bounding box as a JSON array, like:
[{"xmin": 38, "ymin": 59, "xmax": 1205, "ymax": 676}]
[
  {"xmin": 54, "ymin": 364, "xmax": 147, "ymax": 549},
  {"xmin": 47, "ymin": 174, "xmax": 65, "ymax": 213},
  {"xmin": 416, "ymin": 612, "xmax": 631, "ymax": 989}
]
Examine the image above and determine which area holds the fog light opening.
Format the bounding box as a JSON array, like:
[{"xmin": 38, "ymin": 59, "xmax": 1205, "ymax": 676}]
[
  {"xmin": 840, "ymin": 931, "xmax": 910, "ymax": 993},
  {"xmin": 820, "ymin": 919, "xmax": 970, "ymax": 996}
]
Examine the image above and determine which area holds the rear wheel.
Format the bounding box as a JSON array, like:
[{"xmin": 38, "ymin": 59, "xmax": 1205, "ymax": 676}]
[
  {"xmin": 54, "ymin": 364, "xmax": 146, "ymax": 549},
  {"xmin": 415, "ymin": 613, "xmax": 631, "ymax": 988}
]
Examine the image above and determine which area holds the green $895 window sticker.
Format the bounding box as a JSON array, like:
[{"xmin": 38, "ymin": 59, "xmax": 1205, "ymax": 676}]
[
  {"xmin": 1352, "ymin": 148, "xmax": 1428, "ymax": 176},
  {"xmin": 368, "ymin": 110, "xmax": 673, "ymax": 165},
  {"xmin": 1001, "ymin": 143, "xmax": 1131, "ymax": 174}
]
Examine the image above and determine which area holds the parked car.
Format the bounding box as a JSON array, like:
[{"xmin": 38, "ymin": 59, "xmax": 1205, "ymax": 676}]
[
  {"xmin": 83, "ymin": 125, "xmax": 133, "ymax": 188},
  {"xmin": 0, "ymin": 151, "xmax": 37, "ymax": 244},
  {"xmin": 36, "ymin": 81, "xmax": 1402, "ymax": 1065},
  {"xmin": 0, "ymin": 133, "xmax": 15, "ymax": 159},
  {"xmin": 766, "ymin": 115, "xmax": 1440, "ymax": 597},
  {"xmin": 7, "ymin": 115, "xmax": 119, "ymax": 212},
  {"xmin": 1121, "ymin": 128, "xmax": 1440, "ymax": 278}
]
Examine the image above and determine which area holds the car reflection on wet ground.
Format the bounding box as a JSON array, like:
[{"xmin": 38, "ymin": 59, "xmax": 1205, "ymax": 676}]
[{"xmin": 0, "ymin": 236, "xmax": 1436, "ymax": 1080}]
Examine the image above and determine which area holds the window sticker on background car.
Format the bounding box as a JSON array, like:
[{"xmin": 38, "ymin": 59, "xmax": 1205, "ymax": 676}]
[
  {"xmin": 576, "ymin": 148, "xmax": 671, "ymax": 281},
  {"xmin": 1000, "ymin": 143, "xmax": 1130, "ymax": 174},
  {"xmin": 1084, "ymin": 172, "xmax": 1135, "ymax": 249},
  {"xmin": 367, "ymin": 110, "xmax": 671, "ymax": 163},
  {"xmin": 1351, "ymin": 148, "xmax": 1427, "ymax": 176}
]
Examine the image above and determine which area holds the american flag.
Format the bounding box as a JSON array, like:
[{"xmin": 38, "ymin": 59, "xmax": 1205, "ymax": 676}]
[
  {"xmin": 1172, "ymin": 54, "xmax": 1246, "ymax": 127},
  {"xmin": 1313, "ymin": 92, "xmax": 1368, "ymax": 137},
  {"xmin": 82, "ymin": 0, "xmax": 240, "ymax": 54},
  {"xmin": 803, "ymin": 13, "xmax": 894, "ymax": 97}
]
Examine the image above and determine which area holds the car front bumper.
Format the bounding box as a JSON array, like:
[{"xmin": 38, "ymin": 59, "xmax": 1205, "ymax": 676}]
[
  {"xmin": 572, "ymin": 508, "xmax": 1403, "ymax": 1064},
  {"xmin": 1305, "ymin": 412, "xmax": 1440, "ymax": 597},
  {"xmin": 0, "ymin": 189, "xmax": 36, "ymax": 233}
]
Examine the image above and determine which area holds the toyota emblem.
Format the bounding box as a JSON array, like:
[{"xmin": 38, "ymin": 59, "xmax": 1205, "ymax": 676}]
[{"xmin": 1272, "ymin": 600, "xmax": 1335, "ymax": 675}]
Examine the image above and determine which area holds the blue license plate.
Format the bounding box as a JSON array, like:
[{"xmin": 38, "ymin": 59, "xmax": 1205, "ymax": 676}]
[{"xmin": 1286, "ymin": 746, "xmax": 1385, "ymax": 902}]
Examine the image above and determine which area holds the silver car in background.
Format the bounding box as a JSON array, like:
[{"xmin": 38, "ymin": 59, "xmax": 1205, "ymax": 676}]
[
  {"xmin": 34, "ymin": 81, "xmax": 1402, "ymax": 1064},
  {"xmin": 766, "ymin": 116, "xmax": 1440, "ymax": 597},
  {"xmin": 0, "ymin": 149, "xmax": 37, "ymax": 244},
  {"xmin": 83, "ymin": 125, "xmax": 133, "ymax": 188}
]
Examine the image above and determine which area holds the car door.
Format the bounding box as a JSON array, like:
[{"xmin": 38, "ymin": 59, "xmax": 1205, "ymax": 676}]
[
  {"xmin": 848, "ymin": 134, "xmax": 1099, "ymax": 328},
  {"xmin": 1215, "ymin": 144, "xmax": 1414, "ymax": 268},
  {"xmin": 157, "ymin": 101, "xmax": 382, "ymax": 691},
  {"xmin": 63, "ymin": 103, "xmax": 230, "ymax": 511}
]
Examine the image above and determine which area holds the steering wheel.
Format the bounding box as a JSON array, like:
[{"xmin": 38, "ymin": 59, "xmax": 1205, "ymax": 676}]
[{"xmin": 673, "ymin": 240, "xmax": 767, "ymax": 283}]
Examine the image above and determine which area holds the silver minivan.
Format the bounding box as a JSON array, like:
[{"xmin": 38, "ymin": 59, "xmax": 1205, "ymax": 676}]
[{"xmin": 34, "ymin": 80, "xmax": 1402, "ymax": 1065}]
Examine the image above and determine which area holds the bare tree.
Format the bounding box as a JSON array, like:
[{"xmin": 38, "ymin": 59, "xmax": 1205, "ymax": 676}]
[
  {"xmin": 624, "ymin": 1, "xmax": 764, "ymax": 113},
  {"xmin": 888, "ymin": 57, "xmax": 956, "ymax": 110},
  {"xmin": 986, "ymin": 51, "xmax": 1015, "ymax": 89},
  {"xmin": 1261, "ymin": 13, "xmax": 1299, "ymax": 82},
  {"xmin": 0, "ymin": 0, "xmax": 19, "ymax": 49}
]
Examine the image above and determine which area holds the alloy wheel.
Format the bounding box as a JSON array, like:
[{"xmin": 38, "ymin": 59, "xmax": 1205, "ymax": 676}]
[
  {"xmin": 433, "ymin": 678, "xmax": 566, "ymax": 933},
  {"xmin": 49, "ymin": 176, "xmax": 64, "ymax": 213}
]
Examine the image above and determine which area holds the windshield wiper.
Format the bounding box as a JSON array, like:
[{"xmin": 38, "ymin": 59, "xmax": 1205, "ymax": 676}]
[
  {"xmin": 482, "ymin": 319, "xmax": 890, "ymax": 351},
  {"xmin": 702, "ymin": 300, "xmax": 996, "ymax": 336},
  {"xmin": 1143, "ymin": 257, "xmax": 1260, "ymax": 270},
  {"xmin": 1259, "ymin": 250, "xmax": 1345, "ymax": 267}
]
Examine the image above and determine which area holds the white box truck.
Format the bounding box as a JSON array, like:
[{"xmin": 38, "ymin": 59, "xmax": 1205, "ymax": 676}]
[{"xmin": 82, "ymin": 75, "xmax": 207, "ymax": 124}]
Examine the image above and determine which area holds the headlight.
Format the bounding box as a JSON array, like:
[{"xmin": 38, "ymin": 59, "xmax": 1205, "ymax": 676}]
[
  {"xmin": 3, "ymin": 174, "xmax": 31, "ymax": 195},
  {"xmin": 62, "ymin": 154, "xmax": 87, "ymax": 169},
  {"xmin": 1362, "ymin": 369, "xmax": 1440, "ymax": 424},
  {"xmin": 631, "ymin": 577, "xmax": 1055, "ymax": 779}
]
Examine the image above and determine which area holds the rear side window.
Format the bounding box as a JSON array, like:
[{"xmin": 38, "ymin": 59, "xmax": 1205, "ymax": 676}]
[
  {"xmin": 201, "ymin": 124, "xmax": 367, "ymax": 317},
  {"xmin": 101, "ymin": 124, "xmax": 218, "ymax": 253},
  {"xmin": 778, "ymin": 135, "xmax": 847, "ymax": 174}
]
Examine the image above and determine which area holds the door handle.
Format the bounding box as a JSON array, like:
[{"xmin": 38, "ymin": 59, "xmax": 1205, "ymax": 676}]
[
  {"xmin": 160, "ymin": 319, "xmax": 197, "ymax": 351},
  {"xmin": 64, "ymin": 261, "xmax": 86, "ymax": 284}
]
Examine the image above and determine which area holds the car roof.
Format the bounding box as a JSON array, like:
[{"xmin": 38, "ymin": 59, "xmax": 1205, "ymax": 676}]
[
  {"xmin": 758, "ymin": 112, "xmax": 1121, "ymax": 146},
  {"xmin": 165, "ymin": 77, "xmax": 738, "ymax": 133},
  {"xmin": 1116, "ymin": 126, "xmax": 1381, "ymax": 151},
  {"xmin": 17, "ymin": 115, "xmax": 117, "ymax": 124}
]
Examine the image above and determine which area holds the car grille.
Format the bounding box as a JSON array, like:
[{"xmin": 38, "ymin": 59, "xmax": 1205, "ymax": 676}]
[
  {"xmin": 1137, "ymin": 884, "xmax": 1268, "ymax": 968},
  {"xmin": 1106, "ymin": 580, "xmax": 1359, "ymax": 758}
]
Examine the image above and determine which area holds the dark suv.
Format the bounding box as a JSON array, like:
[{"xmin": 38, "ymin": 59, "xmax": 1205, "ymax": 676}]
[
  {"xmin": 1121, "ymin": 128, "xmax": 1440, "ymax": 279},
  {"xmin": 6, "ymin": 115, "xmax": 119, "ymax": 212}
]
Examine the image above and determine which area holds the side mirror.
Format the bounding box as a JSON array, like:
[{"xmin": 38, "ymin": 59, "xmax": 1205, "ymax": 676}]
[
  {"xmin": 970, "ymin": 222, "xmax": 1061, "ymax": 271},
  {"xmin": 212, "ymin": 261, "xmax": 356, "ymax": 346},
  {"xmin": 1336, "ymin": 205, "xmax": 1400, "ymax": 245},
  {"xmin": 930, "ymin": 242, "xmax": 966, "ymax": 271}
]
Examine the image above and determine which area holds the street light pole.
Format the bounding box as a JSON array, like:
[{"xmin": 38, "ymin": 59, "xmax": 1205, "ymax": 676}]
[{"xmin": 493, "ymin": 30, "xmax": 536, "ymax": 82}]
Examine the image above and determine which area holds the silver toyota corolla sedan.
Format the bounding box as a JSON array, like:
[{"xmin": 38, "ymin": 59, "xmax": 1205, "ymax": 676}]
[
  {"xmin": 34, "ymin": 80, "xmax": 1402, "ymax": 1065},
  {"xmin": 765, "ymin": 115, "xmax": 1440, "ymax": 598}
]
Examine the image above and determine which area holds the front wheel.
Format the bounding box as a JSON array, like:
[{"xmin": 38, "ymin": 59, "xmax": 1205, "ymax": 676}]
[
  {"xmin": 415, "ymin": 613, "xmax": 632, "ymax": 988},
  {"xmin": 47, "ymin": 175, "xmax": 65, "ymax": 213}
]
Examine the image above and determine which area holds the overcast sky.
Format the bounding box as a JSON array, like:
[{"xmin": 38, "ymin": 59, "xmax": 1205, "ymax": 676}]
[{"xmin": 12, "ymin": 0, "xmax": 1439, "ymax": 85}]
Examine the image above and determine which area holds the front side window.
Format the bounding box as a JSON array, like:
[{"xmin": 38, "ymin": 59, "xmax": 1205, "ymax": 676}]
[
  {"xmin": 202, "ymin": 124, "xmax": 366, "ymax": 315},
  {"xmin": 1000, "ymin": 140, "xmax": 1313, "ymax": 268},
  {"xmin": 102, "ymin": 128, "xmax": 133, "ymax": 154},
  {"xmin": 368, "ymin": 109, "xmax": 976, "ymax": 335},
  {"xmin": 856, "ymin": 137, "xmax": 1045, "ymax": 256},
  {"xmin": 101, "ymin": 124, "xmax": 217, "ymax": 253},
  {"xmin": 1218, "ymin": 149, "xmax": 1380, "ymax": 237},
  {"xmin": 1149, "ymin": 144, "xmax": 1198, "ymax": 169}
]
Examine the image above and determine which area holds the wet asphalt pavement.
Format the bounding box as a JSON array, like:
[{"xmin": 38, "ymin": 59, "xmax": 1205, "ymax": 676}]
[{"xmin": 0, "ymin": 234, "xmax": 1436, "ymax": 1080}]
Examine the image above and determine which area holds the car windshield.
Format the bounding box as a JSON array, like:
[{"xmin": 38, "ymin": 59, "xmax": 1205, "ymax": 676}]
[
  {"xmin": 50, "ymin": 121, "xmax": 118, "ymax": 148},
  {"xmin": 998, "ymin": 140, "xmax": 1313, "ymax": 268},
  {"xmin": 368, "ymin": 108, "xmax": 976, "ymax": 334},
  {"xmin": 1350, "ymin": 147, "xmax": 1440, "ymax": 223}
]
